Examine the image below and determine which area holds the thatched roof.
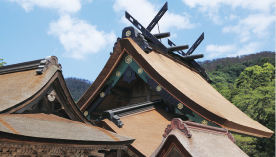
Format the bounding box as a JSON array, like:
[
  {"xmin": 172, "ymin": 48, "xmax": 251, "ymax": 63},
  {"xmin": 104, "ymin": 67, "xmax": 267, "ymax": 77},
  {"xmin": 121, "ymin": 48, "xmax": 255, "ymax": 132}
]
[
  {"xmin": 151, "ymin": 119, "xmax": 248, "ymax": 157},
  {"xmin": 0, "ymin": 56, "xmax": 134, "ymax": 150},
  {"xmin": 98, "ymin": 108, "xmax": 178, "ymax": 157},
  {"xmin": 78, "ymin": 38, "xmax": 273, "ymax": 138}
]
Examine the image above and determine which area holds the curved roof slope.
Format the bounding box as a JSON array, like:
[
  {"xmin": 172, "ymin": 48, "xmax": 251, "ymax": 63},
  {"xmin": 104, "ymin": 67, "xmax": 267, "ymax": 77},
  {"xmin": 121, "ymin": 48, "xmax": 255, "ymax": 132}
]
[
  {"xmin": 78, "ymin": 38, "xmax": 273, "ymax": 138},
  {"xmin": 0, "ymin": 56, "xmax": 90, "ymax": 123},
  {"xmin": 0, "ymin": 113, "xmax": 133, "ymax": 145},
  {"xmin": 0, "ymin": 66, "xmax": 57, "ymax": 112}
]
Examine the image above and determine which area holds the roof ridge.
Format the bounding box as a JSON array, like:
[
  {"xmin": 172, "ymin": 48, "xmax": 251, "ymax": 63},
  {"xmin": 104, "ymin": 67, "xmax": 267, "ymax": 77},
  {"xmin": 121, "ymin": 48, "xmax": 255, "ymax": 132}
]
[
  {"xmin": 0, "ymin": 56, "xmax": 61, "ymax": 75},
  {"xmin": 163, "ymin": 118, "xmax": 236, "ymax": 143}
]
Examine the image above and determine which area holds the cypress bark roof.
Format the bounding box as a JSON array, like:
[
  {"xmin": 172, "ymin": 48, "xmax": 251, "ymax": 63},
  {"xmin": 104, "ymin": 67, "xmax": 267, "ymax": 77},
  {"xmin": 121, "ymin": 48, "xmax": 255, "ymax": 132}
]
[
  {"xmin": 98, "ymin": 108, "xmax": 177, "ymax": 157},
  {"xmin": 0, "ymin": 56, "xmax": 134, "ymax": 148},
  {"xmin": 0, "ymin": 113, "xmax": 133, "ymax": 145},
  {"xmin": 151, "ymin": 119, "xmax": 248, "ymax": 157},
  {"xmin": 78, "ymin": 38, "xmax": 273, "ymax": 138}
]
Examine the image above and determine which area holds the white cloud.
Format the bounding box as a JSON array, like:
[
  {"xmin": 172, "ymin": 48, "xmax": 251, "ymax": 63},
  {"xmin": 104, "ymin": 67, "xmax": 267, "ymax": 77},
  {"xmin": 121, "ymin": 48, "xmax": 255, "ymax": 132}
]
[
  {"xmin": 226, "ymin": 42, "xmax": 262, "ymax": 57},
  {"xmin": 182, "ymin": 0, "xmax": 275, "ymax": 13},
  {"xmin": 113, "ymin": 0, "xmax": 197, "ymax": 33},
  {"xmin": 48, "ymin": 15, "xmax": 116, "ymax": 59},
  {"xmin": 182, "ymin": 0, "xmax": 274, "ymax": 58},
  {"xmin": 8, "ymin": 0, "xmax": 112, "ymax": 60},
  {"xmin": 8, "ymin": 0, "xmax": 91, "ymax": 13},
  {"xmin": 228, "ymin": 14, "xmax": 237, "ymax": 21},
  {"xmin": 222, "ymin": 14, "xmax": 275, "ymax": 43},
  {"xmin": 205, "ymin": 44, "xmax": 236, "ymax": 59},
  {"xmin": 182, "ymin": 0, "xmax": 275, "ymax": 24}
]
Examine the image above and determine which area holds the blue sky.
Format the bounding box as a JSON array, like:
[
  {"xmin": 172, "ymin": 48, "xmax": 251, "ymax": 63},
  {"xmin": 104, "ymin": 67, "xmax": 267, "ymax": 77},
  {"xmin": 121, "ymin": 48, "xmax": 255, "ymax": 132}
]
[{"xmin": 0, "ymin": 0, "xmax": 275, "ymax": 81}]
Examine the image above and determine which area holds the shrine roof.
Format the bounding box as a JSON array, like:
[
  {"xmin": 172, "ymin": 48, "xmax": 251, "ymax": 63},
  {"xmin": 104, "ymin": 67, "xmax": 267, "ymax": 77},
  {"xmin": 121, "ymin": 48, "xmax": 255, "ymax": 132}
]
[
  {"xmin": 151, "ymin": 119, "xmax": 248, "ymax": 157},
  {"xmin": 0, "ymin": 56, "xmax": 90, "ymax": 123},
  {"xmin": 0, "ymin": 113, "xmax": 134, "ymax": 146},
  {"xmin": 0, "ymin": 56, "xmax": 135, "ymax": 147},
  {"xmin": 98, "ymin": 108, "xmax": 178, "ymax": 157},
  {"xmin": 0, "ymin": 56, "xmax": 61, "ymax": 112},
  {"xmin": 78, "ymin": 38, "xmax": 273, "ymax": 138},
  {"xmin": 0, "ymin": 66, "xmax": 58, "ymax": 113}
]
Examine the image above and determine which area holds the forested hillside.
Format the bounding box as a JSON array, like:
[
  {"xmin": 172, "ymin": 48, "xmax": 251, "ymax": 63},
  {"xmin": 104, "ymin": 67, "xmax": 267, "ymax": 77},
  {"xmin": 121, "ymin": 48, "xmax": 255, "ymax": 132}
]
[
  {"xmin": 65, "ymin": 77, "xmax": 92, "ymax": 102},
  {"xmin": 200, "ymin": 51, "xmax": 275, "ymax": 157},
  {"xmin": 199, "ymin": 51, "xmax": 275, "ymax": 85},
  {"xmin": 199, "ymin": 51, "xmax": 274, "ymax": 72}
]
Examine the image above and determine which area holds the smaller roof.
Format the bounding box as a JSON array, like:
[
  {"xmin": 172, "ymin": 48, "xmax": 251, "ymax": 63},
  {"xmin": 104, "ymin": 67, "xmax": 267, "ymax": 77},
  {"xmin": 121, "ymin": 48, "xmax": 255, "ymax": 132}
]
[
  {"xmin": 98, "ymin": 108, "xmax": 178, "ymax": 157},
  {"xmin": 0, "ymin": 64, "xmax": 59, "ymax": 112},
  {"xmin": 0, "ymin": 56, "xmax": 135, "ymax": 149},
  {"xmin": 151, "ymin": 118, "xmax": 248, "ymax": 157},
  {"xmin": 0, "ymin": 113, "xmax": 134, "ymax": 145}
]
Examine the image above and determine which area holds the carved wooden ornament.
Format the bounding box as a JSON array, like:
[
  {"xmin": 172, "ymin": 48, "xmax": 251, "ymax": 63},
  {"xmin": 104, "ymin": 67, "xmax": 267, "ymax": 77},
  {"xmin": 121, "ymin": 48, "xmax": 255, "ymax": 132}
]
[
  {"xmin": 163, "ymin": 118, "xmax": 192, "ymax": 138},
  {"xmin": 47, "ymin": 90, "xmax": 56, "ymax": 102},
  {"xmin": 36, "ymin": 56, "xmax": 62, "ymax": 74}
]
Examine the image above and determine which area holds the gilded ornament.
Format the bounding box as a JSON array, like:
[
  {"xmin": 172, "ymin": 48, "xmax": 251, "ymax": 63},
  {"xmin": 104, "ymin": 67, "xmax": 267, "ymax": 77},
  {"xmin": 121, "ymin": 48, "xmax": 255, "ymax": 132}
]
[
  {"xmin": 202, "ymin": 120, "xmax": 208, "ymax": 125},
  {"xmin": 128, "ymin": 150, "xmax": 134, "ymax": 156},
  {"xmin": 126, "ymin": 30, "xmax": 131, "ymax": 37},
  {"xmin": 116, "ymin": 71, "xmax": 121, "ymax": 77},
  {"xmin": 100, "ymin": 92, "xmax": 105, "ymax": 98},
  {"xmin": 125, "ymin": 55, "xmax": 132, "ymax": 64},
  {"xmin": 156, "ymin": 85, "xmax": 162, "ymax": 92},
  {"xmin": 83, "ymin": 111, "xmax": 88, "ymax": 117},
  {"xmin": 177, "ymin": 103, "xmax": 183, "ymax": 110},
  {"xmin": 138, "ymin": 68, "xmax": 143, "ymax": 74}
]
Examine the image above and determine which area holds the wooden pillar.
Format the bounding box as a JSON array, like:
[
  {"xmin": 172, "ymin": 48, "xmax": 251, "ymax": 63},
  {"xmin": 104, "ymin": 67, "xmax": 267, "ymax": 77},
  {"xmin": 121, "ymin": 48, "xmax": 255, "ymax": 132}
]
[{"xmin": 117, "ymin": 149, "xmax": 122, "ymax": 157}]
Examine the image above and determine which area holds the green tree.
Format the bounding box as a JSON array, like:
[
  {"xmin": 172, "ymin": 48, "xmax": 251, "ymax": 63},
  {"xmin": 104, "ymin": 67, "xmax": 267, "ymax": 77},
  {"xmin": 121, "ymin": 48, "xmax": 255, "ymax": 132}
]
[
  {"xmin": 0, "ymin": 58, "xmax": 6, "ymax": 67},
  {"xmin": 212, "ymin": 83, "xmax": 231, "ymax": 100},
  {"xmin": 233, "ymin": 63, "xmax": 275, "ymax": 157}
]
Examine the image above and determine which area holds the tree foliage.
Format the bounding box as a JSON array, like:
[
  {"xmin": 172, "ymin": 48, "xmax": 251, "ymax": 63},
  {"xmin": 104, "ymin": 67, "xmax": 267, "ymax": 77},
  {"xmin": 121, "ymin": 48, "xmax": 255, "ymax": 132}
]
[
  {"xmin": 232, "ymin": 63, "xmax": 275, "ymax": 157},
  {"xmin": 207, "ymin": 53, "xmax": 275, "ymax": 157},
  {"xmin": 0, "ymin": 58, "xmax": 6, "ymax": 67},
  {"xmin": 199, "ymin": 51, "xmax": 275, "ymax": 72}
]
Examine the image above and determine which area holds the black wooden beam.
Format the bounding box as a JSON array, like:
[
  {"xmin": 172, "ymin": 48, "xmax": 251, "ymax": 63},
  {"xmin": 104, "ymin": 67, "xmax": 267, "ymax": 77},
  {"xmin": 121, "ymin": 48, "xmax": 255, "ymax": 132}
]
[{"xmin": 146, "ymin": 2, "xmax": 168, "ymax": 32}]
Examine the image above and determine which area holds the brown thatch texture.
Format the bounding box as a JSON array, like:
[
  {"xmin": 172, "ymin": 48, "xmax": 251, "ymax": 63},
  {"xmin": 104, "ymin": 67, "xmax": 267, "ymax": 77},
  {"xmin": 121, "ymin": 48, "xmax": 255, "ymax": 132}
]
[
  {"xmin": 0, "ymin": 66, "xmax": 59, "ymax": 112},
  {"xmin": 101, "ymin": 108, "xmax": 178, "ymax": 156},
  {"xmin": 0, "ymin": 113, "xmax": 134, "ymax": 142},
  {"xmin": 152, "ymin": 129, "xmax": 248, "ymax": 157},
  {"xmin": 127, "ymin": 39, "xmax": 273, "ymax": 137},
  {"xmin": 76, "ymin": 38, "xmax": 273, "ymax": 137}
]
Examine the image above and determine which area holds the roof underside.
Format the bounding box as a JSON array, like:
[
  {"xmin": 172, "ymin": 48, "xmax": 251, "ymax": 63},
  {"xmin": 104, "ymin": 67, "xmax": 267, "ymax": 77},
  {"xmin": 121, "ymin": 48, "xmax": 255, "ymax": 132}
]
[{"xmin": 78, "ymin": 38, "xmax": 273, "ymax": 138}]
